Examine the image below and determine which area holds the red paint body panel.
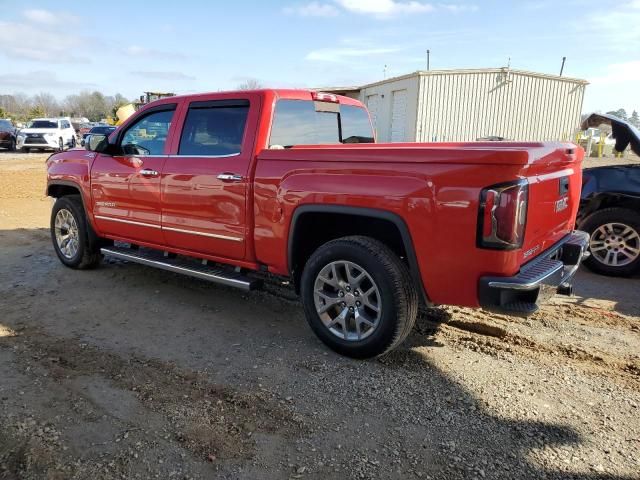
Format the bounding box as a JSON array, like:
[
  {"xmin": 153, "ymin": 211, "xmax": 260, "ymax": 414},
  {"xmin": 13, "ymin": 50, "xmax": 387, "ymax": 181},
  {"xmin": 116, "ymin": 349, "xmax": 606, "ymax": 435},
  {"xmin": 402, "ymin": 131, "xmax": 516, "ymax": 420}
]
[{"xmin": 46, "ymin": 89, "xmax": 584, "ymax": 309}]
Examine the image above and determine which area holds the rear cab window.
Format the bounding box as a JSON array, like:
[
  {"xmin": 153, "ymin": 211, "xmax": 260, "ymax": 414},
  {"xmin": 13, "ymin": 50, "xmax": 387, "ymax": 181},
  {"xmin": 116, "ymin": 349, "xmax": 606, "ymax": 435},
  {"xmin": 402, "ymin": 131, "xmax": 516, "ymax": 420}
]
[{"xmin": 269, "ymin": 99, "xmax": 374, "ymax": 148}]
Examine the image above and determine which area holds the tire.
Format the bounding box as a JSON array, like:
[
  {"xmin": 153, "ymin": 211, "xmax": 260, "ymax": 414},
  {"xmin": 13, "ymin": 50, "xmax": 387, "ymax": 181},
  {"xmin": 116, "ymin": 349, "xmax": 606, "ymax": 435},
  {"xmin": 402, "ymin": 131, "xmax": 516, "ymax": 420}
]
[
  {"xmin": 581, "ymin": 207, "xmax": 640, "ymax": 276},
  {"xmin": 58, "ymin": 137, "xmax": 64, "ymax": 152},
  {"xmin": 21, "ymin": 147, "xmax": 30, "ymax": 153},
  {"xmin": 51, "ymin": 195, "xmax": 102, "ymax": 269},
  {"xmin": 9, "ymin": 138, "xmax": 16, "ymax": 151},
  {"xmin": 300, "ymin": 235, "xmax": 418, "ymax": 358}
]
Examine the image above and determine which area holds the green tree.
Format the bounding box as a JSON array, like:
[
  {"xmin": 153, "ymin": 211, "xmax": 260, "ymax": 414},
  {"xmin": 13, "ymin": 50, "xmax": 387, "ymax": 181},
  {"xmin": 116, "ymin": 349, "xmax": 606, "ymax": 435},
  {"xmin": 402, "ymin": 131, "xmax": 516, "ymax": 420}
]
[
  {"xmin": 0, "ymin": 107, "xmax": 6, "ymax": 119},
  {"xmin": 27, "ymin": 105, "xmax": 46, "ymax": 119},
  {"xmin": 630, "ymin": 110, "xmax": 639, "ymax": 128}
]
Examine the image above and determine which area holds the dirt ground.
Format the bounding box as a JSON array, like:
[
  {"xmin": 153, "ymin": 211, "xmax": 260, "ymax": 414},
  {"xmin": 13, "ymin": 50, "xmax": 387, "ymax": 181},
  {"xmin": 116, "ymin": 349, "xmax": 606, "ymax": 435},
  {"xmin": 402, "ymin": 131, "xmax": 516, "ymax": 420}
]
[{"xmin": 0, "ymin": 151, "xmax": 639, "ymax": 480}]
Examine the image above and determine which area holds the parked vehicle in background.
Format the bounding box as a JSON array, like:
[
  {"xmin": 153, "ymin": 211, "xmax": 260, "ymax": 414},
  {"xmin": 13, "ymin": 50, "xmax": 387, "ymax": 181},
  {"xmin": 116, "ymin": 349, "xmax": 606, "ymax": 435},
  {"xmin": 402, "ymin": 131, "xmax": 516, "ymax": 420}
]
[
  {"xmin": 17, "ymin": 118, "xmax": 77, "ymax": 153},
  {"xmin": 78, "ymin": 123, "xmax": 94, "ymax": 137},
  {"xmin": 578, "ymin": 113, "xmax": 640, "ymax": 276},
  {"xmin": 0, "ymin": 119, "xmax": 17, "ymax": 151},
  {"xmin": 45, "ymin": 89, "xmax": 589, "ymax": 358},
  {"xmin": 81, "ymin": 125, "xmax": 116, "ymax": 146},
  {"xmin": 71, "ymin": 117, "xmax": 90, "ymax": 134}
]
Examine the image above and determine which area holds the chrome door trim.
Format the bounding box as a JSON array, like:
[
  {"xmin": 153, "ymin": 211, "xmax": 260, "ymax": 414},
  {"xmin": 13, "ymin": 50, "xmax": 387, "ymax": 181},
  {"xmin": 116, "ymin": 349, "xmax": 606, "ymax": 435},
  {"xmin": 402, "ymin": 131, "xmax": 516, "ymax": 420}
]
[
  {"xmin": 94, "ymin": 215, "xmax": 161, "ymax": 229},
  {"xmin": 162, "ymin": 225, "xmax": 243, "ymax": 242},
  {"xmin": 172, "ymin": 153, "xmax": 242, "ymax": 158}
]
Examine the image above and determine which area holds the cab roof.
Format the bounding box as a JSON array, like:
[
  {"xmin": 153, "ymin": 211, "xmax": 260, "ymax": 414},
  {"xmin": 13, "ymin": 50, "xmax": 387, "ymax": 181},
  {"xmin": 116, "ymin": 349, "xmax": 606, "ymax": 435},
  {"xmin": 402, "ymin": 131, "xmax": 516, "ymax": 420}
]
[{"xmin": 143, "ymin": 89, "xmax": 365, "ymax": 108}]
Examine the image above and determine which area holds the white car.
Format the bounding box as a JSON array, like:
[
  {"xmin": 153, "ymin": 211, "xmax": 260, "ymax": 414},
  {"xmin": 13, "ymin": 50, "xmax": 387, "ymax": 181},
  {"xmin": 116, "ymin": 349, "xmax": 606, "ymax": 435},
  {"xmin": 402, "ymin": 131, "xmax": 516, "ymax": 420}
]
[{"xmin": 17, "ymin": 118, "xmax": 77, "ymax": 152}]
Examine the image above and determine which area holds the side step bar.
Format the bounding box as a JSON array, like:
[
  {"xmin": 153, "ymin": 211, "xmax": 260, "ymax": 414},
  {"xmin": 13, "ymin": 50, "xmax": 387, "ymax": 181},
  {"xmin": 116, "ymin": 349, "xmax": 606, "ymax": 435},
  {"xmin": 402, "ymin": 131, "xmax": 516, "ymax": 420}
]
[{"xmin": 101, "ymin": 246, "xmax": 261, "ymax": 291}]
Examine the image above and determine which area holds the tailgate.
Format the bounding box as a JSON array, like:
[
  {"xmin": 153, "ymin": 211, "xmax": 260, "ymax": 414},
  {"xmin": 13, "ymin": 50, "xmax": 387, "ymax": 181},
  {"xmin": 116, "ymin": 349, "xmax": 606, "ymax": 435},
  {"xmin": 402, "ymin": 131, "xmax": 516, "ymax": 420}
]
[{"xmin": 521, "ymin": 144, "xmax": 583, "ymax": 261}]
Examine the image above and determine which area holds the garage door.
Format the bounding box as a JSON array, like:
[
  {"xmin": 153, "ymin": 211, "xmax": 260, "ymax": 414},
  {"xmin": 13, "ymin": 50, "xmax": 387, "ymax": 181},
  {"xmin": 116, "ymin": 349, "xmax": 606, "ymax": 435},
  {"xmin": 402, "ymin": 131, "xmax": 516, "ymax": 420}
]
[
  {"xmin": 390, "ymin": 89, "xmax": 408, "ymax": 142},
  {"xmin": 365, "ymin": 94, "xmax": 380, "ymax": 138}
]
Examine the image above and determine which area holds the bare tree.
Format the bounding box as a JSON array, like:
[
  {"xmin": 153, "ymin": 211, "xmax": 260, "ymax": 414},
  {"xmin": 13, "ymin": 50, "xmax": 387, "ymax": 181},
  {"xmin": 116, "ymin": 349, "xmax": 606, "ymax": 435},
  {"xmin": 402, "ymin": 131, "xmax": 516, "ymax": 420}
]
[
  {"xmin": 237, "ymin": 78, "xmax": 263, "ymax": 90},
  {"xmin": 32, "ymin": 92, "xmax": 59, "ymax": 117}
]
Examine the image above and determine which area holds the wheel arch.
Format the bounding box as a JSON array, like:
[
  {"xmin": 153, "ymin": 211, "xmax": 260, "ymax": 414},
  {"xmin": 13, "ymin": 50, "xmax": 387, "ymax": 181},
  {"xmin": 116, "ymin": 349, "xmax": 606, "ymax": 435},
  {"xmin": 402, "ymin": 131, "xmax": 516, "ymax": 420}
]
[
  {"xmin": 47, "ymin": 180, "xmax": 101, "ymax": 249},
  {"xmin": 47, "ymin": 180, "xmax": 83, "ymax": 200},
  {"xmin": 287, "ymin": 204, "xmax": 430, "ymax": 305},
  {"xmin": 579, "ymin": 192, "xmax": 640, "ymax": 226}
]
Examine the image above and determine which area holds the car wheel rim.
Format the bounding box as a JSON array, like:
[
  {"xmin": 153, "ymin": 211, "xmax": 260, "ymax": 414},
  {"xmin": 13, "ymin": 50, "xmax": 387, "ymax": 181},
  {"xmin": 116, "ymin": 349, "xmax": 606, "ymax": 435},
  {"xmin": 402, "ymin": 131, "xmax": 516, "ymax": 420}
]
[
  {"xmin": 313, "ymin": 260, "xmax": 382, "ymax": 341},
  {"xmin": 589, "ymin": 222, "xmax": 640, "ymax": 267},
  {"xmin": 54, "ymin": 208, "xmax": 80, "ymax": 259}
]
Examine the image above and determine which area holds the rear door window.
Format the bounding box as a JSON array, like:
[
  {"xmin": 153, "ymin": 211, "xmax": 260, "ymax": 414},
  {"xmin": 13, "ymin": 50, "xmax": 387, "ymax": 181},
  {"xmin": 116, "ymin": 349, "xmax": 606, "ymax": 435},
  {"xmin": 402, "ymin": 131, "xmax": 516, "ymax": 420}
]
[
  {"xmin": 269, "ymin": 99, "xmax": 374, "ymax": 148},
  {"xmin": 178, "ymin": 100, "xmax": 250, "ymax": 156}
]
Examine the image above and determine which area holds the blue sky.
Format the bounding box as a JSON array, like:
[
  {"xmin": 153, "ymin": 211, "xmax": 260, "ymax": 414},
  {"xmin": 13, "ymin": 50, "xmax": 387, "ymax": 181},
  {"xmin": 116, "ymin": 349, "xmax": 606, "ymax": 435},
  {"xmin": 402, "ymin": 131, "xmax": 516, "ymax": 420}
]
[{"xmin": 0, "ymin": 0, "xmax": 638, "ymax": 113}]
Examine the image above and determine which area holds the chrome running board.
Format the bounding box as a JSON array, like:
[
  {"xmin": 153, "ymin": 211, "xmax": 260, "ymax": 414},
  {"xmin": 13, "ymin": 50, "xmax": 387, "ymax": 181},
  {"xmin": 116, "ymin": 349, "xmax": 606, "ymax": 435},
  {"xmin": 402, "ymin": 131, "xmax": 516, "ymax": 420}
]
[{"xmin": 101, "ymin": 246, "xmax": 260, "ymax": 291}]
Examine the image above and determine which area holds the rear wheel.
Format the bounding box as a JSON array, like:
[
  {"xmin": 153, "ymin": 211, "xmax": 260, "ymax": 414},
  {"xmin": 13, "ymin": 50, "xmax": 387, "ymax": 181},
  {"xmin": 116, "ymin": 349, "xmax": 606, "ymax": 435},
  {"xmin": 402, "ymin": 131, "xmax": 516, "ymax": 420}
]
[
  {"xmin": 58, "ymin": 137, "xmax": 64, "ymax": 152},
  {"xmin": 581, "ymin": 207, "xmax": 640, "ymax": 276},
  {"xmin": 51, "ymin": 195, "xmax": 102, "ymax": 269},
  {"xmin": 300, "ymin": 236, "xmax": 418, "ymax": 358},
  {"xmin": 21, "ymin": 147, "xmax": 30, "ymax": 153}
]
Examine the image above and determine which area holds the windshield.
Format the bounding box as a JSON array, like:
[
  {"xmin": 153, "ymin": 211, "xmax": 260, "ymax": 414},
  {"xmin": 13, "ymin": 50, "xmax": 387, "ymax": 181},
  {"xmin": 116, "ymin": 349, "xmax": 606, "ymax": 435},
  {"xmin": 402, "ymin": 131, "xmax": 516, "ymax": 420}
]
[
  {"xmin": 269, "ymin": 99, "xmax": 374, "ymax": 148},
  {"xmin": 31, "ymin": 120, "xmax": 58, "ymax": 129}
]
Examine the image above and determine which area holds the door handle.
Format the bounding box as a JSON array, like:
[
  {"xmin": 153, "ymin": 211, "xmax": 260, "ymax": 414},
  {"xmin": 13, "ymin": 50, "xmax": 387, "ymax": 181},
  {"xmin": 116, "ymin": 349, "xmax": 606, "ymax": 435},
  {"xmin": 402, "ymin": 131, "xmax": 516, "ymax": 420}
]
[
  {"xmin": 140, "ymin": 168, "xmax": 159, "ymax": 177},
  {"xmin": 217, "ymin": 173, "xmax": 243, "ymax": 182}
]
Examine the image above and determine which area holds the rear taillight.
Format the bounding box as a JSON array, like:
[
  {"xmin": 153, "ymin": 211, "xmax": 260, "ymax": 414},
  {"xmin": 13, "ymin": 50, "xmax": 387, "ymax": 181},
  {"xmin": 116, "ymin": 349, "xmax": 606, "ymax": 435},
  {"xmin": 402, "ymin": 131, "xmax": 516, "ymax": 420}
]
[{"xmin": 477, "ymin": 180, "xmax": 528, "ymax": 250}]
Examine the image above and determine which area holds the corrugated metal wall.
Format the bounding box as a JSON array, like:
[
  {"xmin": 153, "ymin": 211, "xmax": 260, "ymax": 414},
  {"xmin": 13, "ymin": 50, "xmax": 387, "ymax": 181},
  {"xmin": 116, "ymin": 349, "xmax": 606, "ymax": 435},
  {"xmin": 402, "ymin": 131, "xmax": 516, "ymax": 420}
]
[{"xmin": 412, "ymin": 70, "xmax": 587, "ymax": 142}]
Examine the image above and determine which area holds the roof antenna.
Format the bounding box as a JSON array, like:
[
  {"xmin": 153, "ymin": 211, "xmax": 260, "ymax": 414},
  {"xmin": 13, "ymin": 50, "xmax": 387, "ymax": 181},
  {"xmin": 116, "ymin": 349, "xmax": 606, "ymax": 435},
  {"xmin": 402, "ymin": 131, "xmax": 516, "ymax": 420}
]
[{"xmin": 559, "ymin": 56, "xmax": 566, "ymax": 76}]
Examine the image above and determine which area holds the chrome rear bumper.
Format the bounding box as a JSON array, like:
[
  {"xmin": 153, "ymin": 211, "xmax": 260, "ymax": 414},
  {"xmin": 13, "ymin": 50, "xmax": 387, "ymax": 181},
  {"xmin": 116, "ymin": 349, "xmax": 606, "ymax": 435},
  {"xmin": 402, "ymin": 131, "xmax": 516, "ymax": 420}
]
[{"xmin": 478, "ymin": 231, "xmax": 590, "ymax": 316}]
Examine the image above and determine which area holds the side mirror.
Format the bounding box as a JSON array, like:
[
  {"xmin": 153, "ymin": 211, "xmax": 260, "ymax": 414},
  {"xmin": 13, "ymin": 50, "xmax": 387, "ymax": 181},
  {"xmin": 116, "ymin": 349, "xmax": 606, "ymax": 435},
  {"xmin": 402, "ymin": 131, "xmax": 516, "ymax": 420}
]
[{"xmin": 86, "ymin": 134, "xmax": 109, "ymax": 153}]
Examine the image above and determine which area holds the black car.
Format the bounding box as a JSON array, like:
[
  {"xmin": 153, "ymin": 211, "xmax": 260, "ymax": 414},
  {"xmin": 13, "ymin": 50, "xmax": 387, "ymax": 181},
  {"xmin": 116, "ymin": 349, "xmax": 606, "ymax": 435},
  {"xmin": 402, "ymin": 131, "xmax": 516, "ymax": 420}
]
[
  {"xmin": 0, "ymin": 119, "xmax": 17, "ymax": 151},
  {"xmin": 578, "ymin": 113, "xmax": 640, "ymax": 276},
  {"xmin": 81, "ymin": 125, "xmax": 116, "ymax": 146}
]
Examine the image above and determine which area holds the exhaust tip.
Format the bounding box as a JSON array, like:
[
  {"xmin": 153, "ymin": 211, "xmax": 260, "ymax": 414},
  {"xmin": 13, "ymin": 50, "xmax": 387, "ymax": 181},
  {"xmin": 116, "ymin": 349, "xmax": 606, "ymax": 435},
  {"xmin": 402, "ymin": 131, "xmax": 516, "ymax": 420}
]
[{"xmin": 557, "ymin": 283, "xmax": 574, "ymax": 296}]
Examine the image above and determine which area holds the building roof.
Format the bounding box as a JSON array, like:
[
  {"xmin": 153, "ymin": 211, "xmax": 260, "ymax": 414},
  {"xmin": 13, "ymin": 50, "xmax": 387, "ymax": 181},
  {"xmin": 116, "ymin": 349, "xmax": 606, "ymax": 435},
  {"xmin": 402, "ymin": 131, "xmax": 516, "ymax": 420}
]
[{"xmin": 320, "ymin": 67, "xmax": 589, "ymax": 93}]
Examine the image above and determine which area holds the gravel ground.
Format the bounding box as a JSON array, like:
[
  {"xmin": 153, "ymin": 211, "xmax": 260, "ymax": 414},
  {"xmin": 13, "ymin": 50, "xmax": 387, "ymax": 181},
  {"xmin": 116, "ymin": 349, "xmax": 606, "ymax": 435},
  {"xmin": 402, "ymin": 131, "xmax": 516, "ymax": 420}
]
[{"xmin": 0, "ymin": 151, "xmax": 639, "ymax": 480}]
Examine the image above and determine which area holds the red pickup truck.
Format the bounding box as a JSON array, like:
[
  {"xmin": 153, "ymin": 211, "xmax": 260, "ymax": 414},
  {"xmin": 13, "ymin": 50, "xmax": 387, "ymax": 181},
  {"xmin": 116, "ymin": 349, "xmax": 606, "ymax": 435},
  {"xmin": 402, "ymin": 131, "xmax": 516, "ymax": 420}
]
[{"xmin": 46, "ymin": 89, "xmax": 589, "ymax": 358}]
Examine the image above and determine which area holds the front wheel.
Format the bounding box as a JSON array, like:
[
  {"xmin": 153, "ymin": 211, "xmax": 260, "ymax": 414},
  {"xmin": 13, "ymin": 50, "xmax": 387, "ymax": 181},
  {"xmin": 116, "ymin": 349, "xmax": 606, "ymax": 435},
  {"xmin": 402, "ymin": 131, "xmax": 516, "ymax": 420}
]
[
  {"xmin": 581, "ymin": 207, "xmax": 640, "ymax": 276},
  {"xmin": 9, "ymin": 138, "xmax": 16, "ymax": 151},
  {"xmin": 300, "ymin": 236, "xmax": 418, "ymax": 358},
  {"xmin": 51, "ymin": 195, "xmax": 102, "ymax": 269}
]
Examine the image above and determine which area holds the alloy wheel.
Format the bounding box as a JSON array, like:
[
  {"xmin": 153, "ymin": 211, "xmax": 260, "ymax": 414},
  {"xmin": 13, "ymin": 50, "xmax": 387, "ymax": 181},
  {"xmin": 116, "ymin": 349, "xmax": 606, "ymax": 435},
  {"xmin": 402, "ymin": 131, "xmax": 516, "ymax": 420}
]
[
  {"xmin": 313, "ymin": 260, "xmax": 382, "ymax": 341},
  {"xmin": 54, "ymin": 208, "xmax": 80, "ymax": 259},
  {"xmin": 589, "ymin": 222, "xmax": 640, "ymax": 267}
]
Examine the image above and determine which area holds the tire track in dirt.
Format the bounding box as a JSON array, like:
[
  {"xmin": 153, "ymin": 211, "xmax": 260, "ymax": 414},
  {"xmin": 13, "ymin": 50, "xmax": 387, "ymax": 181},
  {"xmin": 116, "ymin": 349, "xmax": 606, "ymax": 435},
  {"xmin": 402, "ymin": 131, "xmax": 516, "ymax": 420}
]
[
  {"xmin": 413, "ymin": 308, "xmax": 640, "ymax": 389},
  {"xmin": 0, "ymin": 327, "xmax": 306, "ymax": 479}
]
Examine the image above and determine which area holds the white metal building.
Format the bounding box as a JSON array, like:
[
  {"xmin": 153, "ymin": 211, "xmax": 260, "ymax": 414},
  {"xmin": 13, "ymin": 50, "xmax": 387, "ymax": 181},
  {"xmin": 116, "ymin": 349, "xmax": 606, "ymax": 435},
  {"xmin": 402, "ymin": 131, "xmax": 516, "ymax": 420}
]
[{"xmin": 322, "ymin": 68, "xmax": 588, "ymax": 143}]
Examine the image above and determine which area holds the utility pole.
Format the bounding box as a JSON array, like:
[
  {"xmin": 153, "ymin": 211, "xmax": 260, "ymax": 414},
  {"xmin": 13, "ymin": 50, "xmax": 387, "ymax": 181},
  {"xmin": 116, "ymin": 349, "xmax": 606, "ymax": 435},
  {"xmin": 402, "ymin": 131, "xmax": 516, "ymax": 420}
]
[
  {"xmin": 426, "ymin": 49, "xmax": 430, "ymax": 71},
  {"xmin": 383, "ymin": 64, "xmax": 388, "ymax": 79},
  {"xmin": 559, "ymin": 56, "xmax": 566, "ymax": 76}
]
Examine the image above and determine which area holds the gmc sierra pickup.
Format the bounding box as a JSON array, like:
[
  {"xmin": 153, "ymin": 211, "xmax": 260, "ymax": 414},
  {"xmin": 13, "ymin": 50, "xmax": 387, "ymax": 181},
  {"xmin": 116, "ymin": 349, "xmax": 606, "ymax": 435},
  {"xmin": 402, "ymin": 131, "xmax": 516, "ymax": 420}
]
[{"xmin": 46, "ymin": 89, "xmax": 589, "ymax": 358}]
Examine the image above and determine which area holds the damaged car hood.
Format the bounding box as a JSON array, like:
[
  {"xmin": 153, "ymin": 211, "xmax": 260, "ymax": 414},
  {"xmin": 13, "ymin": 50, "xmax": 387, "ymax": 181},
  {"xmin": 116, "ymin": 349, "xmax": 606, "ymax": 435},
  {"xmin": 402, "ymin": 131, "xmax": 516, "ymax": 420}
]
[{"xmin": 581, "ymin": 113, "xmax": 640, "ymax": 156}]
